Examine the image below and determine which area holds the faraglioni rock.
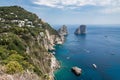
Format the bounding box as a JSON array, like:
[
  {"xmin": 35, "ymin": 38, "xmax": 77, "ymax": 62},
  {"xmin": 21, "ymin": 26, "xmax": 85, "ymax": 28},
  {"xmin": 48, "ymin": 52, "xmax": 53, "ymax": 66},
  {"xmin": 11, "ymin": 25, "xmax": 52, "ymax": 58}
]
[
  {"xmin": 75, "ymin": 25, "xmax": 86, "ymax": 34},
  {"xmin": 58, "ymin": 25, "xmax": 68, "ymax": 36},
  {"xmin": 71, "ymin": 66, "xmax": 82, "ymax": 76}
]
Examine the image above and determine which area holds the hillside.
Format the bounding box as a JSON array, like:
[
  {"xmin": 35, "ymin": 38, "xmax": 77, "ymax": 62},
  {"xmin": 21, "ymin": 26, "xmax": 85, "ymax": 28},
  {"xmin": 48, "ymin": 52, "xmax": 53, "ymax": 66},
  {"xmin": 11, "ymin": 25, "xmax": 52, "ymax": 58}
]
[{"xmin": 0, "ymin": 6, "xmax": 63, "ymax": 80}]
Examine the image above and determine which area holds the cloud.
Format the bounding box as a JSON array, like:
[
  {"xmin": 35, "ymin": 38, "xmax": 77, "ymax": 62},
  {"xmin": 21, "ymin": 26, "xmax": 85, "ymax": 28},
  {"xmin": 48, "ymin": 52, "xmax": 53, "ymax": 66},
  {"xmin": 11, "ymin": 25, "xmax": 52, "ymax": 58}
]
[
  {"xmin": 33, "ymin": 0, "xmax": 96, "ymax": 8},
  {"xmin": 100, "ymin": 7, "xmax": 120, "ymax": 14},
  {"xmin": 99, "ymin": 0, "xmax": 120, "ymax": 14},
  {"xmin": 32, "ymin": 0, "xmax": 120, "ymax": 13}
]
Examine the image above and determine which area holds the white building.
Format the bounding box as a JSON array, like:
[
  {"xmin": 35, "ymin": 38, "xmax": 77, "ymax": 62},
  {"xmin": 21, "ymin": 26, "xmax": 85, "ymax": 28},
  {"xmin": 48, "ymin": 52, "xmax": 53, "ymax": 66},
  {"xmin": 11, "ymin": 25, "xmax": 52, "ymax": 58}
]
[
  {"xmin": 1, "ymin": 19, "xmax": 5, "ymax": 22},
  {"xmin": 18, "ymin": 20, "xmax": 25, "ymax": 27},
  {"xmin": 24, "ymin": 19, "xmax": 28, "ymax": 21},
  {"xmin": 10, "ymin": 13, "xmax": 14, "ymax": 14},
  {"xmin": 11, "ymin": 20, "xmax": 18, "ymax": 23},
  {"xmin": 15, "ymin": 15, "xmax": 18, "ymax": 18},
  {"xmin": 38, "ymin": 24, "xmax": 42, "ymax": 27},
  {"xmin": 26, "ymin": 21, "xmax": 33, "ymax": 27}
]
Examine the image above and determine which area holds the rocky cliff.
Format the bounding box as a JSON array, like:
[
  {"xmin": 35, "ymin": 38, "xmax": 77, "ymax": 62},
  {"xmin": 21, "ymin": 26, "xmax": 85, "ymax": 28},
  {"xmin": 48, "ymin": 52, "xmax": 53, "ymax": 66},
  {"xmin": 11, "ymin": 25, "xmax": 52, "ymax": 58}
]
[
  {"xmin": 58, "ymin": 25, "xmax": 68, "ymax": 36},
  {"xmin": 58, "ymin": 25, "xmax": 68, "ymax": 42},
  {"xmin": 0, "ymin": 6, "xmax": 63, "ymax": 80},
  {"xmin": 74, "ymin": 25, "xmax": 86, "ymax": 34}
]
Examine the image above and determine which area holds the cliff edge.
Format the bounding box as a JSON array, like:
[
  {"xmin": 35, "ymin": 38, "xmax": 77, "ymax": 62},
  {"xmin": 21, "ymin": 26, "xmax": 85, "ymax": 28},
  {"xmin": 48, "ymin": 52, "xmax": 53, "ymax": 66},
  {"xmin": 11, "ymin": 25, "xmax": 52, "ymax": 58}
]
[{"xmin": 0, "ymin": 6, "xmax": 63, "ymax": 80}]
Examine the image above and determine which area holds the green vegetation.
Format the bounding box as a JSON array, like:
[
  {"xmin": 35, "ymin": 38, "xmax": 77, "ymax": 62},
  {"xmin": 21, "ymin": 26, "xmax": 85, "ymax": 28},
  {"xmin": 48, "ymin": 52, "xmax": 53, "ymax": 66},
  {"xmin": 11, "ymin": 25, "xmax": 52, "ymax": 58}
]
[
  {"xmin": 44, "ymin": 74, "xmax": 50, "ymax": 80},
  {"xmin": 0, "ymin": 6, "xmax": 39, "ymax": 21},
  {"xmin": 0, "ymin": 6, "xmax": 58, "ymax": 34},
  {"xmin": 0, "ymin": 46, "xmax": 9, "ymax": 60},
  {"xmin": 0, "ymin": 6, "xmax": 59, "ymax": 79},
  {"xmin": 5, "ymin": 61, "xmax": 23, "ymax": 74},
  {"xmin": 0, "ymin": 33, "xmax": 26, "ymax": 53},
  {"xmin": 43, "ymin": 23, "xmax": 59, "ymax": 35},
  {"xmin": 1, "ymin": 50, "xmax": 35, "ymax": 74},
  {"xmin": 4, "ymin": 53, "xmax": 24, "ymax": 63}
]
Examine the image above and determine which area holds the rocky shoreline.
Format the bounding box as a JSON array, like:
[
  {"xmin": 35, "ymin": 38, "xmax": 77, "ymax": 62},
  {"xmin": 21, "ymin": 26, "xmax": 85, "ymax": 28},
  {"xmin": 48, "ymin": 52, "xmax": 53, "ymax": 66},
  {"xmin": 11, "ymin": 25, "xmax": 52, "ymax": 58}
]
[
  {"xmin": 49, "ymin": 54, "xmax": 60, "ymax": 80},
  {"xmin": 49, "ymin": 25, "xmax": 68, "ymax": 80}
]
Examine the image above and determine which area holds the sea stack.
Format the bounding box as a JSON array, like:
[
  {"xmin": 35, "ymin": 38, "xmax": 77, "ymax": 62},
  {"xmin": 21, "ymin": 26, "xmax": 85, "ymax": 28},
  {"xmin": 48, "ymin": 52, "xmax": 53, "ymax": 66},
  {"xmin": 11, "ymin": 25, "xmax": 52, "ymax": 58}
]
[
  {"xmin": 75, "ymin": 25, "xmax": 86, "ymax": 34},
  {"xmin": 58, "ymin": 25, "xmax": 68, "ymax": 36},
  {"xmin": 71, "ymin": 66, "xmax": 82, "ymax": 76}
]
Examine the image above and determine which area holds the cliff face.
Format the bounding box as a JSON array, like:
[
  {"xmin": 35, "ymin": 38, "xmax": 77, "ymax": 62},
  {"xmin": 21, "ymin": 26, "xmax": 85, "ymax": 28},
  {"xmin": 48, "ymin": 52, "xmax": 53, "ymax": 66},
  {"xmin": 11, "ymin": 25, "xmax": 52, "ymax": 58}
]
[
  {"xmin": 58, "ymin": 25, "xmax": 68, "ymax": 43},
  {"xmin": 74, "ymin": 25, "xmax": 86, "ymax": 34},
  {"xmin": 0, "ymin": 6, "xmax": 63, "ymax": 80},
  {"xmin": 44, "ymin": 29, "xmax": 63, "ymax": 50},
  {"xmin": 58, "ymin": 25, "xmax": 68, "ymax": 36}
]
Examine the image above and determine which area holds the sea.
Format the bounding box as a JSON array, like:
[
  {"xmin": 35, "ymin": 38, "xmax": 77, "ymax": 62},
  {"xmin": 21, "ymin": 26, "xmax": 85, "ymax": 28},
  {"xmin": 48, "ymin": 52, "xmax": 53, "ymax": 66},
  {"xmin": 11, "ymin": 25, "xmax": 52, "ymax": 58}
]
[{"xmin": 53, "ymin": 25, "xmax": 120, "ymax": 80}]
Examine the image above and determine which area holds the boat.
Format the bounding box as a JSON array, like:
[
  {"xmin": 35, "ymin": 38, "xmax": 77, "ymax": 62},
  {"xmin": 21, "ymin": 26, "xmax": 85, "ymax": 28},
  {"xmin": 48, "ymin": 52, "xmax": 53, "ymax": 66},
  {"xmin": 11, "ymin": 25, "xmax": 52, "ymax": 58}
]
[{"xmin": 93, "ymin": 64, "xmax": 97, "ymax": 69}]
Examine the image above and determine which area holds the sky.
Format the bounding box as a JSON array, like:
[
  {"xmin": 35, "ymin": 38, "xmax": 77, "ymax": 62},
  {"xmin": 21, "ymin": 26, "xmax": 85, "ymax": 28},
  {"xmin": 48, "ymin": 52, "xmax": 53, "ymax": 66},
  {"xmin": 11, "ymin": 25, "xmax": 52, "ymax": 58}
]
[{"xmin": 0, "ymin": 0, "xmax": 120, "ymax": 25}]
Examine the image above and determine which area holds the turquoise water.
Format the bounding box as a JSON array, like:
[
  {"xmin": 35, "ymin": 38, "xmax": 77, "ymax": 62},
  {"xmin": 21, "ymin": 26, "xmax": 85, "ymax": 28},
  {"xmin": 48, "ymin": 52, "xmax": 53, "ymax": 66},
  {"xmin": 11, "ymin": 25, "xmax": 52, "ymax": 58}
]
[{"xmin": 54, "ymin": 25, "xmax": 120, "ymax": 80}]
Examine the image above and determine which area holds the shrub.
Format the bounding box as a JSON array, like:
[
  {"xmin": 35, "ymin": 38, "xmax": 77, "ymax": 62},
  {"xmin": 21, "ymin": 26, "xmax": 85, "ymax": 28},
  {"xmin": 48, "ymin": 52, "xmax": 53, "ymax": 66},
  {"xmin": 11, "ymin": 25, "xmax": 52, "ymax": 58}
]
[
  {"xmin": 21, "ymin": 61, "xmax": 34, "ymax": 70},
  {"xmin": 42, "ymin": 23, "xmax": 58, "ymax": 35},
  {"xmin": 5, "ymin": 61, "xmax": 23, "ymax": 74},
  {"xmin": 7, "ymin": 54, "xmax": 24, "ymax": 61},
  {"xmin": 7, "ymin": 34, "xmax": 26, "ymax": 53},
  {"xmin": 0, "ymin": 46, "xmax": 9, "ymax": 60},
  {"xmin": 3, "ymin": 53, "xmax": 24, "ymax": 64},
  {"xmin": 44, "ymin": 74, "xmax": 50, "ymax": 79},
  {"xmin": 9, "ymin": 50, "xmax": 18, "ymax": 54}
]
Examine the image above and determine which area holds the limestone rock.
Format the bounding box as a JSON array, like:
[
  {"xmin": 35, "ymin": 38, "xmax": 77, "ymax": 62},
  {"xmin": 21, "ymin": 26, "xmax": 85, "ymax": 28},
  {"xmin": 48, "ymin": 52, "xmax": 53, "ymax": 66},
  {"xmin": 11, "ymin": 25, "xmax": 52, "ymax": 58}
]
[
  {"xmin": 75, "ymin": 25, "xmax": 86, "ymax": 34},
  {"xmin": 71, "ymin": 66, "xmax": 82, "ymax": 76},
  {"xmin": 58, "ymin": 25, "xmax": 68, "ymax": 36}
]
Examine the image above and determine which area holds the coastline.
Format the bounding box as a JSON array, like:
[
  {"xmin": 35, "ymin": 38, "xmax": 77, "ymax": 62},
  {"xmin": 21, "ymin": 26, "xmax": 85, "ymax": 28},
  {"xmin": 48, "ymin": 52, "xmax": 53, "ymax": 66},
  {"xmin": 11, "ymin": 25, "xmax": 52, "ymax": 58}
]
[
  {"xmin": 48, "ymin": 25, "xmax": 68, "ymax": 80},
  {"xmin": 49, "ymin": 54, "xmax": 60, "ymax": 80},
  {"xmin": 44, "ymin": 27, "xmax": 66, "ymax": 80}
]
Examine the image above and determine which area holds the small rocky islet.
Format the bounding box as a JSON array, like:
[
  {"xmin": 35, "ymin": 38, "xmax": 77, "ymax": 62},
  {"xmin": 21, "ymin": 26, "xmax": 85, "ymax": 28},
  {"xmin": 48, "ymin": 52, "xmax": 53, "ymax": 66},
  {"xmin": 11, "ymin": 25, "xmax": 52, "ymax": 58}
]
[
  {"xmin": 71, "ymin": 66, "xmax": 82, "ymax": 76},
  {"xmin": 58, "ymin": 24, "xmax": 87, "ymax": 35},
  {"xmin": 74, "ymin": 25, "xmax": 87, "ymax": 35},
  {"xmin": 58, "ymin": 25, "xmax": 68, "ymax": 36}
]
